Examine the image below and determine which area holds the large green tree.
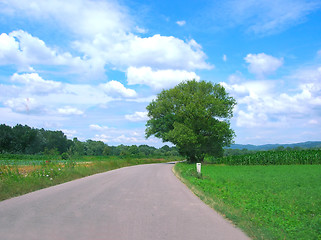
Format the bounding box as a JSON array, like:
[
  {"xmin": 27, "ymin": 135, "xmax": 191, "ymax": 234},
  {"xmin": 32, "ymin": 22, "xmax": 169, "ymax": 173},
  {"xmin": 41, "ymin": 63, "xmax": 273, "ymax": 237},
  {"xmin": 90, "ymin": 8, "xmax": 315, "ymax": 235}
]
[{"xmin": 145, "ymin": 80, "xmax": 236, "ymax": 163}]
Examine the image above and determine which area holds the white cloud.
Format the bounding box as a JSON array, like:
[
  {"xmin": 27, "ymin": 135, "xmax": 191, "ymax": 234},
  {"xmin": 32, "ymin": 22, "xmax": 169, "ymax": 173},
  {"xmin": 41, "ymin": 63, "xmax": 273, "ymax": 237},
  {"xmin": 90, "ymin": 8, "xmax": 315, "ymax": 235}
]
[
  {"xmin": 125, "ymin": 111, "xmax": 148, "ymax": 122},
  {"xmin": 61, "ymin": 129, "xmax": 77, "ymax": 138},
  {"xmin": 294, "ymin": 66, "xmax": 321, "ymax": 83},
  {"xmin": 223, "ymin": 67, "xmax": 321, "ymax": 128},
  {"xmin": 0, "ymin": 107, "xmax": 67, "ymax": 128},
  {"xmin": 127, "ymin": 66, "xmax": 200, "ymax": 90},
  {"xmin": 89, "ymin": 124, "xmax": 110, "ymax": 131},
  {"xmin": 0, "ymin": 30, "xmax": 96, "ymax": 76},
  {"xmin": 1, "ymin": 1, "xmax": 212, "ymax": 81},
  {"xmin": 227, "ymin": 72, "xmax": 245, "ymax": 83},
  {"xmin": 0, "ymin": 32, "xmax": 20, "ymax": 65},
  {"xmin": 100, "ymin": 80, "xmax": 137, "ymax": 98},
  {"xmin": 75, "ymin": 34, "xmax": 212, "ymax": 72},
  {"xmin": 244, "ymin": 53, "xmax": 283, "ymax": 78},
  {"xmin": 223, "ymin": 54, "xmax": 227, "ymax": 62},
  {"xmin": 1, "ymin": 0, "xmax": 132, "ymax": 38},
  {"xmin": 135, "ymin": 26, "xmax": 147, "ymax": 33},
  {"xmin": 221, "ymin": 80, "xmax": 275, "ymax": 99},
  {"xmin": 61, "ymin": 84, "xmax": 113, "ymax": 106},
  {"xmin": 57, "ymin": 106, "xmax": 84, "ymax": 115},
  {"xmin": 236, "ymin": 110, "xmax": 266, "ymax": 127},
  {"xmin": 93, "ymin": 133, "xmax": 161, "ymax": 145},
  {"xmin": 11, "ymin": 72, "xmax": 63, "ymax": 95},
  {"xmin": 308, "ymin": 119, "xmax": 318, "ymax": 125},
  {"xmin": 94, "ymin": 133, "xmax": 140, "ymax": 144},
  {"xmin": 4, "ymin": 97, "xmax": 44, "ymax": 114},
  {"xmin": 176, "ymin": 20, "xmax": 186, "ymax": 26},
  {"xmin": 0, "ymin": 80, "xmax": 116, "ymax": 115},
  {"xmin": 220, "ymin": 0, "xmax": 320, "ymax": 35},
  {"xmin": 317, "ymin": 50, "xmax": 321, "ymax": 57}
]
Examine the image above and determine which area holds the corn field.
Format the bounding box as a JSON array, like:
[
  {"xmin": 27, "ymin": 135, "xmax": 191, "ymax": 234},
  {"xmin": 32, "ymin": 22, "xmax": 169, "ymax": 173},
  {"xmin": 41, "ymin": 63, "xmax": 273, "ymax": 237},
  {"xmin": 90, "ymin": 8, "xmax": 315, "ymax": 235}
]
[{"xmin": 208, "ymin": 150, "xmax": 321, "ymax": 165}]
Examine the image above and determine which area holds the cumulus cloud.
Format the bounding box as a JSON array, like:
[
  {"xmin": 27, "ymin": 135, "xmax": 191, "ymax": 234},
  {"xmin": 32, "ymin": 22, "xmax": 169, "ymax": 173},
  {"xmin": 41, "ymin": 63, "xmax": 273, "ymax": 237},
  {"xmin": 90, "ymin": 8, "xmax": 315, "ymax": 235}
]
[
  {"xmin": 4, "ymin": 97, "xmax": 44, "ymax": 114},
  {"xmin": 100, "ymin": 80, "xmax": 137, "ymax": 98},
  {"xmin": 221, "ymin": 80, "xmax": 276, "ymax": 99},
  {"xmin": 1, "ymin": 0, "xmax": 212, "ymax": 84},
  {"xmin": 222, "ymin": 65, "xmax": 321, "ymax": 128},
  {"xmin": 0, "ymin": 30, "xmax": 96, "ymax": 76},
  {"xmin": 127, "ymin": 66, "xmax": 200, "ymax": 90},
  {"xmin": 75, "ymin": 34, "xmax": 212, "ymax": 72},
  {"xmin": 244, "ymin": 53, "xmax": 283, "ymax": 78},
  {"xmin": 0, "ymin": 80, "xmax": 116, "ymax": 114},
  {"xmin": 11, "ymin": 72, "xmax": 63, "ymax": 94},
  {"xmin": 57, "ymin": 106, "xmax": 84, "ymax": 115},
  {"xmin": 125, "ymin": 111, "xmax": 148, "ymax": 122}
]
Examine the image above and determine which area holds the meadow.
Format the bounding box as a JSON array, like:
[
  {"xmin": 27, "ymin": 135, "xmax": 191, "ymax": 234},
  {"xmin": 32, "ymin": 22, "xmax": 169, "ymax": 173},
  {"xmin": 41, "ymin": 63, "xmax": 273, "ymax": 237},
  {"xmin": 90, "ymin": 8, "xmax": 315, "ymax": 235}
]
[
  {"xmin": 0, "ymin": 154, "xmax": 178, "ymax": 201},
  {"xmin": 175, "ymin": 161, "xmax": 321, "ymax": 239}
]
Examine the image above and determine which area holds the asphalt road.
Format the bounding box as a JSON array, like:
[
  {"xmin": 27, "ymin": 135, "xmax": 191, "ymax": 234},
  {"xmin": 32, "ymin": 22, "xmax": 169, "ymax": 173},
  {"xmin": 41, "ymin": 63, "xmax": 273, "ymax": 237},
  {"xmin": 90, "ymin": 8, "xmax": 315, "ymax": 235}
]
[{"xmin": 0, "ymin": 163, "xmax": 249, "ymax": 240}]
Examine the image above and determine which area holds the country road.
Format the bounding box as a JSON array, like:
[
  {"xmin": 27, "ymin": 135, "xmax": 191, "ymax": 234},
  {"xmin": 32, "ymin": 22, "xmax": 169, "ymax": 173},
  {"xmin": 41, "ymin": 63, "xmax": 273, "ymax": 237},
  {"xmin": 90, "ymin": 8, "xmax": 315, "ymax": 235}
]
[{"xmin": 0, "ymin": 163, "xmax": 249, "ymax": 240}]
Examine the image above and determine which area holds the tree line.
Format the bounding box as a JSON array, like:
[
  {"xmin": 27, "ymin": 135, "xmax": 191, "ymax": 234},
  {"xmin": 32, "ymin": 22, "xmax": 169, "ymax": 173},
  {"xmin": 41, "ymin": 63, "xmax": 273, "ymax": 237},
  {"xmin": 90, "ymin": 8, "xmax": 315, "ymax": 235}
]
[{"xmin": 0, "ymin": 124, "xmax": 179, "ymax": 157}]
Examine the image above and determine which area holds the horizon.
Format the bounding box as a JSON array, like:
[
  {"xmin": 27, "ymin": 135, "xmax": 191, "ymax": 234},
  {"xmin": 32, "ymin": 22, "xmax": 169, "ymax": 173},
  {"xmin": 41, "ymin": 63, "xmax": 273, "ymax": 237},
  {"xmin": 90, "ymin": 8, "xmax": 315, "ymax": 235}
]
[{"xmin": 1, "ymin": 0, "xmax": 321, "ymax": 147}]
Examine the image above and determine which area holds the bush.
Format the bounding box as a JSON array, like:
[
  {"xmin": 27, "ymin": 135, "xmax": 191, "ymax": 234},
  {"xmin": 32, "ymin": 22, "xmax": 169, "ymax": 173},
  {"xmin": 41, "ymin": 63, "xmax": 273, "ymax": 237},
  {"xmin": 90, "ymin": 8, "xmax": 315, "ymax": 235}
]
[{"xmin": 61, "ymin": 152, "xmax": 70, "ymax": 160}]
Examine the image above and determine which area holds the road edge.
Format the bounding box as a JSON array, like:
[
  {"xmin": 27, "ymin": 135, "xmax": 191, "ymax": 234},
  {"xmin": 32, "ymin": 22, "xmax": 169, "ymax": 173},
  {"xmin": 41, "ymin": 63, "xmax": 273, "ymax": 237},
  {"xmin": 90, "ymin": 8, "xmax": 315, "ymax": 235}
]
[{"xmin": 172, "ymin": 163, "xmax": 251, "ymax": 239}]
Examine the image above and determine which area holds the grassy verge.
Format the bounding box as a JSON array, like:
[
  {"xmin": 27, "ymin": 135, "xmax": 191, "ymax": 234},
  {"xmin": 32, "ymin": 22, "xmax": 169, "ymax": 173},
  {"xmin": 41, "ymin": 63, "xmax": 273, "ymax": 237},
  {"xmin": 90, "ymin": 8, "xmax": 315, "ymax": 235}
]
[
  {"xmin": 0, "ymin": 156, "xmax": 178, "ymax": 201},
  {"xmin": 174, "ymin": 163, "xmax": 321, "ymax": 240}
]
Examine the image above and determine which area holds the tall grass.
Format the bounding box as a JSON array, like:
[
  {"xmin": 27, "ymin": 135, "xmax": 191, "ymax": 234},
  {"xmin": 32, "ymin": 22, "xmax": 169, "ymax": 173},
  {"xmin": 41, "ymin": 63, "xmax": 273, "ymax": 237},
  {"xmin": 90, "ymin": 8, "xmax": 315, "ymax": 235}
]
[{"xmin": 207, "ymin": 149, "xmax": 321, "ymax": 165}]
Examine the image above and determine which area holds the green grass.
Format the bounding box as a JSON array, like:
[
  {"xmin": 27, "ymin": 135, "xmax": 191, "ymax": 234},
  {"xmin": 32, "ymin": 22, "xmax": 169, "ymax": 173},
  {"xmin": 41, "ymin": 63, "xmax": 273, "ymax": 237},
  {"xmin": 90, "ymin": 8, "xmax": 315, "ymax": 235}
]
[
  {"xmin": 175, "ymin": 163, "xmax": 321, "ymax": 240},
  {"xmin": 207, "ymin": 149, "xmax": 321, "ymax": 165},
  {"xmin": 0, "ymin": 155, "xmax": 178, "ymax": 201}
]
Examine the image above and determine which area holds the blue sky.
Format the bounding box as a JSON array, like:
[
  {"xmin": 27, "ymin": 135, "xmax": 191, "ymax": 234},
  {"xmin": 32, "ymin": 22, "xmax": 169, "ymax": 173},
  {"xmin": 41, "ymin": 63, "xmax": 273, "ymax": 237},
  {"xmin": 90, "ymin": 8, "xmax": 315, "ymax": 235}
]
[{"xmin": 0, "ymin": 0, "xmax": 321, "ymax": 146}]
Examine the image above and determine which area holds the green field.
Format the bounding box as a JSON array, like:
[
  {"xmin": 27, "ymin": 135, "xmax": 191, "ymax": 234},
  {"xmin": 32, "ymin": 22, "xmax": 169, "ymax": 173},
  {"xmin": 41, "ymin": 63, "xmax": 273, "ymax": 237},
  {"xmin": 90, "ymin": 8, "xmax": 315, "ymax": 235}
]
[
  {"xmin": 0, "ymin": 154, "xmax": 178, "ymax": 201},
  {"xmin": 175, "ymin": 163, "xmax": 321, "ymax": 240},
  {"xmin": 207, "ymin": 149, "xmax": 321, "ymax": 165}
]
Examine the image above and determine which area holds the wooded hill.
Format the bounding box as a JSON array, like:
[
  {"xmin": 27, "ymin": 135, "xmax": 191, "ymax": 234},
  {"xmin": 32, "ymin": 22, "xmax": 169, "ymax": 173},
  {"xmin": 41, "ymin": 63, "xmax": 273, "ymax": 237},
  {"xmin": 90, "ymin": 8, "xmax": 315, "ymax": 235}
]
[{"xmin": 229, "ymin": 141, "xmax": 321, "ymax": 151}]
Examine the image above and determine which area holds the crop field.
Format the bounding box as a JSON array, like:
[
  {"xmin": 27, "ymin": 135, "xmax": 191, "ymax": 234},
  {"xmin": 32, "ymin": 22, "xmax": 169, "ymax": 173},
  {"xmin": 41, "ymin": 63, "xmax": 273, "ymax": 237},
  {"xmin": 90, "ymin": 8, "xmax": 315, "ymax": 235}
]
[
  {"xmin": 207, "ymin": 149, "xmax": 321, "ymax": 165},
  {"xmin": 0, "ymin": 154, "xmax": 176, "ymax": 201},
  {"xmin": 175, "ymin": 163, "xmax": 321, "ymax": 240}
]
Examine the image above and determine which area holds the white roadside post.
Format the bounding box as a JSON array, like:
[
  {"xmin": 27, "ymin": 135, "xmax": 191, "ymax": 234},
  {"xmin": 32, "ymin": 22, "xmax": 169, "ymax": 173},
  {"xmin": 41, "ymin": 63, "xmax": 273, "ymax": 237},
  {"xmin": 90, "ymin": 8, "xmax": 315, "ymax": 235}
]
[{"xmin": 196, "ymin": 163, "xmax": 201, "ymax": 177}]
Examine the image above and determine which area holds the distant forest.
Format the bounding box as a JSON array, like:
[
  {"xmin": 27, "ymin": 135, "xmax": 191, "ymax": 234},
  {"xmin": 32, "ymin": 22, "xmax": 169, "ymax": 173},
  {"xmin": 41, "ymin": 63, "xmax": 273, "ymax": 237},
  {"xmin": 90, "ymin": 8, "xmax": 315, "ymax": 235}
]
[{"xmin": 0, "ymin": 124, "xmax": 179, "ymax": 157}]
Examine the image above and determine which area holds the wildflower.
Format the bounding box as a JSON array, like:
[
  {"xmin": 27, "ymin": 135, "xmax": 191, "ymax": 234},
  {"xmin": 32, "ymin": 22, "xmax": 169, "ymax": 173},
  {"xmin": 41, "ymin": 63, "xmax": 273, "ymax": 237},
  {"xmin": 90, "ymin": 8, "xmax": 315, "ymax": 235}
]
[{"xmin": 50, "ymin": 178, "xmax": 53, "ymax": 181}]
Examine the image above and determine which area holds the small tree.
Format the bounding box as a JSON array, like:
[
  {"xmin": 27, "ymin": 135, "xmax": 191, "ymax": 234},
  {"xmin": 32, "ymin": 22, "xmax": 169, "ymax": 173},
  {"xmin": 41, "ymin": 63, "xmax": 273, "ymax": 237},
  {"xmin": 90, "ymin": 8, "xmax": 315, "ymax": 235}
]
[{"xmin": 146, "ymin": 80, "xmax": 236, "ymax": 163}]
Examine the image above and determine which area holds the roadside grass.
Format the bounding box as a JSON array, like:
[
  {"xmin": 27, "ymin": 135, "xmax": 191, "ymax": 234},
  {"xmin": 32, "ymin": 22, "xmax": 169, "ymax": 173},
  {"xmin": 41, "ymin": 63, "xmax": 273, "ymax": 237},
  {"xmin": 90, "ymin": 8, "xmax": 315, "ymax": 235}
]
[
  {"xmin": 0, "ymin": 155, "xmax": 179, "ymax": 201},
  {"xmin": 174, "ymin": 163, "xmax": 321, "ymax": 240}
]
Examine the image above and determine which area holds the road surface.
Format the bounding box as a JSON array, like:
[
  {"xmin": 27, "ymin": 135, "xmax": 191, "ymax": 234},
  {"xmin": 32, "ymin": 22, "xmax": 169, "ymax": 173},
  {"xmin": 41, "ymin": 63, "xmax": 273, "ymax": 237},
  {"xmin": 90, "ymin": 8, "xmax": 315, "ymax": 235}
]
[{"xmin": 0, "ymin": 163, "xmax": 249, "ymax": 240}]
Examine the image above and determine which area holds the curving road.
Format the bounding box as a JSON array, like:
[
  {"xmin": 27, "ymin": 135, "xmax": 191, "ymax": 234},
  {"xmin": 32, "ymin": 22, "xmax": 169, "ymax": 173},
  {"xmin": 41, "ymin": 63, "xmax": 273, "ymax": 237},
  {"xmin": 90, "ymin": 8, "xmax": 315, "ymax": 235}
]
[{"xmin": 0, "ymin": 163, "xmax": 249, "ymax": 240}]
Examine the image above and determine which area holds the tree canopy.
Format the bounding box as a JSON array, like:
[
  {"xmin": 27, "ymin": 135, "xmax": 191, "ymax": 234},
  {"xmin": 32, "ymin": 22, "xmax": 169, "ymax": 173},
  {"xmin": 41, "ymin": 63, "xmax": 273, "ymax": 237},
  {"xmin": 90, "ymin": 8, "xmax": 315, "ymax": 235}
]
[
  {"xmin": 0, "ymin": 124, "xmax": 180, "ymax": 157},
  {"xmin": 145, "ymin": 80, "xmax": 236, "ymax": 162}
]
